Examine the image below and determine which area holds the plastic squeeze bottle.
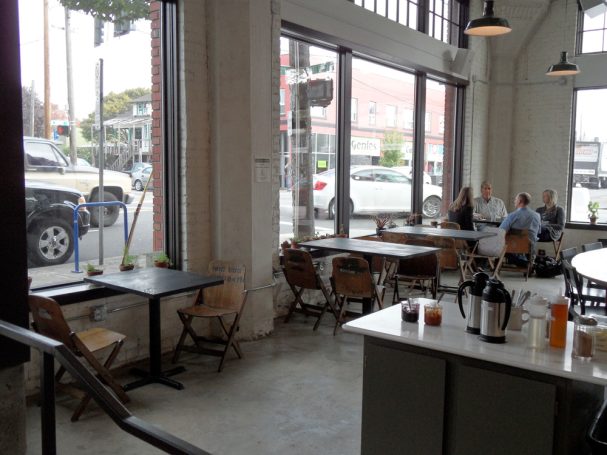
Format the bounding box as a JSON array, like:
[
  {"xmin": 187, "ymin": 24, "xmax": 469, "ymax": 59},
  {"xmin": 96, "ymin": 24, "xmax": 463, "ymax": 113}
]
[{"xmin": 549, "ymin": 294, "xmax": 569, "ymax": 348}]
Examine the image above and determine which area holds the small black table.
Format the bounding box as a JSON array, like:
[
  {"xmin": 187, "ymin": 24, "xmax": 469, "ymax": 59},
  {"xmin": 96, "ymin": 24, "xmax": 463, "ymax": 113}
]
[{"xmin": 85, "ymin": 268, "xmax": 223, "ymax": 391}]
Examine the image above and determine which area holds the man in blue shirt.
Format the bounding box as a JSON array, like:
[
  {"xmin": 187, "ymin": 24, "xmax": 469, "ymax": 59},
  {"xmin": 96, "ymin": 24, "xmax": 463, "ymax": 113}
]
[{"xmin": 500, "ymin": 192, "xmax": 541, "ymax": 264}]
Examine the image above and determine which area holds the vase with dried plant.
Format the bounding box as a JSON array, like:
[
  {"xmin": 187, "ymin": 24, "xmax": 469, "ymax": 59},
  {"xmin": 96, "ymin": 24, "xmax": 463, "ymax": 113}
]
[{"xmin": 371, "ymin": 213, "xmax": 393, "ymax": 235}]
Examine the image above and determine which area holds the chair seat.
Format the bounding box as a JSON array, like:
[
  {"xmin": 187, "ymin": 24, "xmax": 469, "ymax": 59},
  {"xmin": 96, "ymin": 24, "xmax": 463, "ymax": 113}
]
[
  {"xmin": 77, "ymin": 328, "xmax": 126, "ymax": 354},
  {"xmin": 178, "ymin": 305, "xmax": 238, "ymax": 318}
]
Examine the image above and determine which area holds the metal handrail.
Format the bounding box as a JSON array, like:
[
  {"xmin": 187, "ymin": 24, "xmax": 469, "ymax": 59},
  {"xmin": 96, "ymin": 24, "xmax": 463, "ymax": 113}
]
[
  {"xmin": 0, "ymin": 319, "xmax": 209, "ymax": 455},
  {"xmin": 72, "ymin": 201, "xmax": 129, "ymax": 273}
]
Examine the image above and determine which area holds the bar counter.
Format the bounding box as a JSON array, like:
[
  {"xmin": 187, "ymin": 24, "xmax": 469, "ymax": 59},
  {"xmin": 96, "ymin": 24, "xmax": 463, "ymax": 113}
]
[{"xmin": 344, "ymin": 301, "xmax": 605, "ymax": 455}]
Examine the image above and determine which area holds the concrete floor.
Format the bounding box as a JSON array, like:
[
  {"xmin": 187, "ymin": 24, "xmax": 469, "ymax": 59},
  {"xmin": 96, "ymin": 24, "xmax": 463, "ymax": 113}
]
[{"xmin": 25, "ymin": 271, "xmax": 569, "ymax": 455}]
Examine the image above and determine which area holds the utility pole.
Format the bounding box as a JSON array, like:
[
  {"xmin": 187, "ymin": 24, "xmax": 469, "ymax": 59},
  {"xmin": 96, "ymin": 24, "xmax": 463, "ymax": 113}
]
[
  {"xmin": 65, "ymin": 7, "xmax": 77, "ymax": 164},
  {"xmin": 43, "ymin": 0, "xmax": 51, "ymax": 139}
]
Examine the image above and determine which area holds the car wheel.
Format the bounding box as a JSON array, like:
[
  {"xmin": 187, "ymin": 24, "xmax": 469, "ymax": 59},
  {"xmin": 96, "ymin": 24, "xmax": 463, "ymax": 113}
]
[
  {"xmin": 328, "ymin": 199, "xmax": 353, "ymax": 219},
  {"xmin": 135, "ymin": 180, "xmax": 143, "ymax": 191},
  {"xmin": 90, "ymin": 191, "xmax": 119, "ymax": 227},
  {"xmin": 422, "ymin": 196, "xmax": 441, "ymax": 218},
  {"xmin": 28, "ymin": 217, "xmax": 74, "ymax": 266}
]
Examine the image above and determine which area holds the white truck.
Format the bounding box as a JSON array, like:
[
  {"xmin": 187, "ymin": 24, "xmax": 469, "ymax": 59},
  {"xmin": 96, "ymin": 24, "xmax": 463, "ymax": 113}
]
[
  {"xmin": 573, "ymin": 141, "xmax": 607, "ymax": 189},
  {"xmin": 23, "ymin": 137, "xmax": 134, "ymax": 227}
]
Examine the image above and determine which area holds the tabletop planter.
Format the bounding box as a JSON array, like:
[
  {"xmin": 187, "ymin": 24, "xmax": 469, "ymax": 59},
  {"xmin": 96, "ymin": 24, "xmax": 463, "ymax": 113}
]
[
  {"xmin": 85, "ymin": 263, "xmax": 103, "ymax": 276},
  {"xmin": 154, "ymin": 252, "xmax": 171, "ymax": 268}
]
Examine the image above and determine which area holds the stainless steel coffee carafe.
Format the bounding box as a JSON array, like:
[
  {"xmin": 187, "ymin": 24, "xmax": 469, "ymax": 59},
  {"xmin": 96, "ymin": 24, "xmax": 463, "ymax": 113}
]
[
  {"xmin": 479, "ymin": 278, "xmax": 512, "ymax": 344},
  {"xmin": 457, "ymin": 272, "xmax": 490, "ymax": 334}
]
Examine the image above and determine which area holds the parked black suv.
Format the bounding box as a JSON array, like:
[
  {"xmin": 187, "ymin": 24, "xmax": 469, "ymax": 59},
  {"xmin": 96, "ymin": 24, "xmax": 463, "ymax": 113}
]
[{"xmin": 26, "ymin": 181, "xmax": 91, "ymax": 266}]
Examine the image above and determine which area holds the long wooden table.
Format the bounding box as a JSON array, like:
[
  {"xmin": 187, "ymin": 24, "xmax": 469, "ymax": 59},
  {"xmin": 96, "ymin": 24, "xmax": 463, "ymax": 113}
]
[
  {"xmin": 572, "ymin": 247, "xmax": 607, "ymax": 287},
  {"xmin": 383, "ymin": 225, "xmax": 497, "ymax": 241},
  {"xmin": 300, "ymin": 237, "xmax": 440, "ymax": 313}
]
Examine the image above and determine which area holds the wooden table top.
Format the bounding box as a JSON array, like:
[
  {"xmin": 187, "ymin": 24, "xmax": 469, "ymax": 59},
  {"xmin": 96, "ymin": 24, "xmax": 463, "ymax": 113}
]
[
  {"xmin": 384, "ymin": 226, "xmax": 496, "ymax": 241},
  {"xmin": 572, "ymin": 248, "xmax": 607, "ymax": 287},
  {"xmin": 300, "ymin": 237, "xmax": 440, "ymax": 260}
]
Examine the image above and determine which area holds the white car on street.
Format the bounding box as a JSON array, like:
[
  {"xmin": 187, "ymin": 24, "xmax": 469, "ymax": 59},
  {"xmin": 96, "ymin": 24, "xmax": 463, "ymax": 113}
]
[{"xmin": 313, "ymin": 165, "xmax": 443, "ymax": 219}]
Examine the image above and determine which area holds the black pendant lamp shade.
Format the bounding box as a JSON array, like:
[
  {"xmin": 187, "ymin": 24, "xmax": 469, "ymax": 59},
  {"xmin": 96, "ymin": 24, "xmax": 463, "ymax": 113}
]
[
  {"xmin": 464, "ymin": 1, "xmax": 512, "ymax": 36},
  {"xmin": 546, "ymin": 51, "xmax": 580, "ymax": 76}
]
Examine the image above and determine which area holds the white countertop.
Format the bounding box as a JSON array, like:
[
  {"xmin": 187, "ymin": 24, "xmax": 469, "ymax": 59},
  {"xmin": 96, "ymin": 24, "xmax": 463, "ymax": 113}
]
[{"xmin": 343, "ymin": 300, "xmax": 607, "ymax": 386}]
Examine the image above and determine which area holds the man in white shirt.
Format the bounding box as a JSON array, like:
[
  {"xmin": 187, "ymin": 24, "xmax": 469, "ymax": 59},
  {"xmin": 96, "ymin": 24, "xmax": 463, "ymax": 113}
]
[{"xmin": 474, "ymin": 181, "xmax": 508, "ymax": 222}]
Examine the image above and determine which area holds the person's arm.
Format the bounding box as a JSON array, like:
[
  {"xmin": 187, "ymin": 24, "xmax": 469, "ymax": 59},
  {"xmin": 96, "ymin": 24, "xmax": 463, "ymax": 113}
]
[
  {"xmin": 499, "ymin": 199, "xmax": 508, "ymax": 218},
  {"xmin": 555, "ymin": 206, "xmax": 565, "ymax": 229},
  {"xmin": 499, "ymin": 212, "xmax": 514, "ymax": 231}
]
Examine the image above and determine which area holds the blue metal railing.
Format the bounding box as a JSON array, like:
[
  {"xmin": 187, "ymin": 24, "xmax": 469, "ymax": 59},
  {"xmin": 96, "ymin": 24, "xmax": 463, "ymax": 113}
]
[{"xmin": 73, "ymin": 201, "xmax": 128, "ymax": 273}]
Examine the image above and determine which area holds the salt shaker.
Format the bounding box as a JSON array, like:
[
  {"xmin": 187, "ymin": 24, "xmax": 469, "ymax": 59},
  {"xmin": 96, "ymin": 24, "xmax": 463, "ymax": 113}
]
[{"xmin": 572, "ymin": 315, "xmax": 597, "ymax": 360}]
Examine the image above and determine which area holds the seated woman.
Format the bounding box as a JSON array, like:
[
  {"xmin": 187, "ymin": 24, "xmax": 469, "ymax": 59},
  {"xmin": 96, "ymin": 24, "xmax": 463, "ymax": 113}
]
[
  {"xmin": 536, "ymin": 188, "xmax": 565, "ymax": 243},
  {"xmin": 448, "ymin": 186, "xmax": 474, "ymax": 231}
]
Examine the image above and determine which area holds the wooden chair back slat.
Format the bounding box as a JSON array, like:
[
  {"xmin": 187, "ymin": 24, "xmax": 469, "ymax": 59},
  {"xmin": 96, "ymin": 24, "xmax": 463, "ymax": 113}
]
[
  {"xmin": 433, "ymin": 237, "xmax": 458, "ymax": 270},
  {"xmin": 283, "ymin": 249, "xmax": 319, "ymax": 290},
  {"xmin": 381, "ymin": 232, "xmax": 408, "ymax": 244},
  {"xmin": 505, "ymin": 229, "xmax": 531, "ymax": 255},
  {"xmin": 204, "ymin": 260, "xmax": 246, "ymax": 311},
  {"xmin": 396, "ymin": 239, "xmax": 438, "ymax": 276},
  {"xmin": 440, "ymin": 221, "xmax": 460, "ymax": 230},
  {"xmin": 28, "ymin": 295, "xmax": 75, "ymax": 349},
  {"xmin": 332, "ymin": 257, "xmax": 374, "ymax": 299}
]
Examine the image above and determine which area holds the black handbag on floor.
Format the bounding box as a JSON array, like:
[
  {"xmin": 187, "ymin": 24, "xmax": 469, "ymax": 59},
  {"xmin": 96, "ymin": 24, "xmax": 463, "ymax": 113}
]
[{"xmin": 534, "ymin": 255, "xmax": 562, "ymax": 278}]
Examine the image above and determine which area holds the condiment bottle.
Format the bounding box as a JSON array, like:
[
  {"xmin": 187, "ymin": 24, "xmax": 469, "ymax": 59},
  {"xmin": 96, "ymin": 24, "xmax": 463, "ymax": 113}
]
[
  {"xmin": 527, "ymin": 296, "xmax": 548, "ymax": 350},
  {"xmin": 549, "ymin": 295, "xmax": 569, "ymax": 348},
  {"xmin": 572, "ymin": 315, "xmax": 597, "ymax": 360}
]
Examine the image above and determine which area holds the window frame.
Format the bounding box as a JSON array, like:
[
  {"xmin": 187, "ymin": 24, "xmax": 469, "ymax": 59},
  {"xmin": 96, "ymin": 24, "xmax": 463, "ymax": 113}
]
[
  {"xmin": 26, "ymin": 0, "xmax": 180, "ymax": 296},
  {"xmin": 576, "ymin": 4, "xmax": 607, "ymax": 55},
  {"xmin": 280, "ymin": 27, "xmax": 466, "ymax": 235}
]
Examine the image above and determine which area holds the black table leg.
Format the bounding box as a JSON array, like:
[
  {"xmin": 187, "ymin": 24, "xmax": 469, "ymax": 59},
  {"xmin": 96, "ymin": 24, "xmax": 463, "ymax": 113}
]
[{"xmin": 124, "ymin": 297, "xmax": 185, "ymax": 391}]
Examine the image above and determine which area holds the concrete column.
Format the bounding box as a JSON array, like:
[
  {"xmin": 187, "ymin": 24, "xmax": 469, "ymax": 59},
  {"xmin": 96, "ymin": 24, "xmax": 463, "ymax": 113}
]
[
  {"xmin": 0, "ymin": 365, "xmax": 26, "ymax": 454},
  {"xmin": 207, "ymin": 0, "xmax": 275, "ymax": 338}
]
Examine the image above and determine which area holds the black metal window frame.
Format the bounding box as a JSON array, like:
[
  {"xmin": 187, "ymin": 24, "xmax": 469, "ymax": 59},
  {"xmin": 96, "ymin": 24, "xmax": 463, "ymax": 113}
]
[
  {"xmin": 281, "ymin": 27, "xmax": 466, "ymax": 234},
  {"xmin": 348, "ymin": 0, "xmax": 469, "ymax": 48},
  {"xmin": 576, "ymin": 4, "xmax": 607, "ymax": 55}
]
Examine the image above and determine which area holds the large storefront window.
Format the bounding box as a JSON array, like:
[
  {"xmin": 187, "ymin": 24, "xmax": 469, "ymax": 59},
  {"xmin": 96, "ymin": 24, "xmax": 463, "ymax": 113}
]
[
  {"xmin": 347, "ymin": 58, "xmax": 416, "ymax": 237},
  {"xmin": 279, "ymin": 37, "xmax": 338, "ymax": 244},
  {"xmin": 570, "ymin": 88, "xmax": 607, "ymax": 223},
  {"xmin": 21, "ymin": 0, "xmax": 162, "ymax": 287},
  {"xmin": 577, "ymin": 5, "xmax": 607, "ymax": 54}
]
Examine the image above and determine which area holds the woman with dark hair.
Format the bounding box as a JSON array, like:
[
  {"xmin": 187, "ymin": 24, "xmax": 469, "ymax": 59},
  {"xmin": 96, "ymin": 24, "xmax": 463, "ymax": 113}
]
[
  {"xmin": 536, "ymin": 188, "xmax": 565, "ymax": 242},
  {"xmin": 448, "ymin": 186, "xmax": 475, "ymax": 231}
]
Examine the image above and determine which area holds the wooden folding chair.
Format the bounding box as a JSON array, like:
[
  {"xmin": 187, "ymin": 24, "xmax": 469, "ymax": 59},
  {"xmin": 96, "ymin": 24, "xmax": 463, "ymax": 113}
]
[
  {"xmin": 28, "ymin": 295, "xmax": 129, "ymax": 422},
  {"xmin": 496, "ymin": 229, "xmax": 533, "ymax": 281},
  {"xmin": 355, "ymin": 235, "xmax": 394, "ymax": 286},
  {"xmin": 392, "ymin": 238, "xmax": 438, "ymax": 303},
  {"xmin": 332, "ymin": 256, "xmax": 384, "ymax": 335},
  {"xmin": 440, "ymin": 221, "xmax": 460, "ymax": 230},
  {"xmin": 459, "ymin": 227, "xmax": 506, "ymax": 281},
  {"xmin": 173, "ymin": 261, "xmax": 249, "ymax": 372},
  {"xmin": 562, "ymin": 259, "xmax": 606, "ymax": 315},
  {"xmin": 281, "ymin": 249, "xmax": 337, "ymax": 330}
]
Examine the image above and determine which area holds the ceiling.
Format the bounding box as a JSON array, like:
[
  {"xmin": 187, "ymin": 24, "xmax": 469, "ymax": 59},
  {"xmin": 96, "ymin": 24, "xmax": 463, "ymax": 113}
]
[{"xmin": 488, "ymin": 0, "xmax": 555, "ymax": 57}]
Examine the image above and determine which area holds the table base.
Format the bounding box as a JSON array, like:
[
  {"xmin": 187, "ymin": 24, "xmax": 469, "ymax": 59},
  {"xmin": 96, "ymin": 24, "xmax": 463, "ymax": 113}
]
[{"xmin": 124, "ymin": 365, "xmax": 186, "ymax": 391}]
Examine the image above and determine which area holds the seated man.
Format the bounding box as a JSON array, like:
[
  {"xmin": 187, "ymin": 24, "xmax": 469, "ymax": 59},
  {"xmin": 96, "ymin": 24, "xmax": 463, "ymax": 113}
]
[
  {"xmin": 500, "ymin": 192, "xmax": 541, "ymax": 265},
  {"xmin": 474, "ymin": 181, "xmax": 508, "ymax": 228}
]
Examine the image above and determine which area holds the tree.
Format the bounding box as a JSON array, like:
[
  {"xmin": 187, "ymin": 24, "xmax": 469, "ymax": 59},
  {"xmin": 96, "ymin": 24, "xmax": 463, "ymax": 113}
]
[
  {"xmin": 80, "ymin": 88, "xmax": 150, "ymax": 142},
  {"xmin": 380, "ymin": 130, "xmax": 404, "ymax": 167},
  {"xmin": 21, "ymin": 86, "xmax": 45, "ymax": 138},
  {"xmin": 58, "ymin": 0, "xmax": 150, "ymax": 22}
]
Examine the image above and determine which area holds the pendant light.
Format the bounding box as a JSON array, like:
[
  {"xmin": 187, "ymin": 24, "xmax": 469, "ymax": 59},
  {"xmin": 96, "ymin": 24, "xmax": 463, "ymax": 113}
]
[
  {"xmin": 546, "ymin": 0, "xmax": 580, "ymax": 76},
  {"xmin": 464, "ymin": 1, "xmax": 512, "ymax": 36}
]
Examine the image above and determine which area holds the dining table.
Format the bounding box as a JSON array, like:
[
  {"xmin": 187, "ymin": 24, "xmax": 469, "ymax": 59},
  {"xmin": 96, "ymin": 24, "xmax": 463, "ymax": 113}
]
[
  {"xmin": 85, "ymin": 267, "xmax": 223, "ymax": 391},
  {"xmin": 572, "ymin": 247, "xmax": 607, "ymax": 287},
  {"xmin": 300, "ymin": 237, "xmax": 440, "ymax": 314},
  {"xmin": 383, "ymin": 225, "xmax": 497, "ymax": 242}
]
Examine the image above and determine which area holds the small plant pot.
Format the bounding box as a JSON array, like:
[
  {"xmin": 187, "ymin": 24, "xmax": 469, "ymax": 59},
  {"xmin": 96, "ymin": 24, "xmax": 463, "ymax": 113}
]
[
  {"xmin": 590, "ymin": 216, "xmax": 598, "ymax": 225},
  {"xmin": 290, "ymin": 241, "xmax": 299, "ymax": 249},
  {"xmin": 376, "ymin": 227, "xmax": 385, "ymax": 236},
  {"xmin": 119, "ymin": 264, "xmax": 135, "ymax": 272},
  {"xmin": 86, "ymin": 270, "xmax": 103, "ymax": 276},
  {"xmin": 154, "ymin": 261, "xmax": 169, "ymax": 268}
]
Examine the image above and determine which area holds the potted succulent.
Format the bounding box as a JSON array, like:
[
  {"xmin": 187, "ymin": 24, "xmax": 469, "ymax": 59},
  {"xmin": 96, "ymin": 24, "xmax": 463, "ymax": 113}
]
[
  {"xmin": 588, "ymin": 201, "xmax": 600, "ymax": 225},
  {"xmin": 290, "ymin": 237, "xmax": 301, "ymax": 249},
  {"xmin": 371, "ymin": 213, "xmax": 393, "ymax": 236},
  {"xmin": 85, "ymin": 263, "xmax": 103, "ymax": 276},
  {"xmin": 154, "ymin": 252, "xmax": 171, "ymax": 268},
  {"xmin": 281, "ymin": 240, "xmax": 291, "ymax": 252},
  {"xmin": 119, "ymin": 247, "xmax": 137, "ymax": 271}
]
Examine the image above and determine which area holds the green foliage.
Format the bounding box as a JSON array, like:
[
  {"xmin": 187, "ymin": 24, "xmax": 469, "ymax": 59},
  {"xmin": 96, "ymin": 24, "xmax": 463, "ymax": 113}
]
[
  {"xmin": 86, "ymin": 263, "xmax": 102, "ymax": 272},
  {"xmin": 59, "ymin": 0, "xmax": 150, "ymax": 23},
  {"xmin": 380, "ymin": 130, "xmax": 404, "ymax": 168},
  {"xmin": 80, "ymin": 88, "xmax": 150, "ymax": 142},
  {"xmin": 588, "ymin": 201, "xmax": 600, "ymax": 218},
  {"xmin": 154, "ymin": 252, "xmax": 170, "ymax": 264}
]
